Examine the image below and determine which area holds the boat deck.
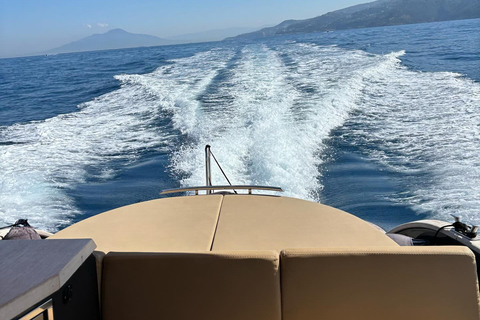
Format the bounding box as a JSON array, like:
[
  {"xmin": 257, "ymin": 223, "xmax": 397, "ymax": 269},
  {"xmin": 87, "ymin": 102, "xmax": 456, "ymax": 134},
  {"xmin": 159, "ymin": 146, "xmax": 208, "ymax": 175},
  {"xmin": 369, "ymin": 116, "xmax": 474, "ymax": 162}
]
[{"xmin": 50, "ymin": 194, "xmax": 397, "ymax": 252}]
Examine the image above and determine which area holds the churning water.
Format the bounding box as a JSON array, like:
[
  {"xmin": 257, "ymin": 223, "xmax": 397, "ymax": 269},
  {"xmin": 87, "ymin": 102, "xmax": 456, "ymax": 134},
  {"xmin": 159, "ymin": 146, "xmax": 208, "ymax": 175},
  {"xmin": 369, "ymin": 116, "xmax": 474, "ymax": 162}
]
[{"xmin": 1, "ymin": 19, "xmax": 479, "ymax": 231}]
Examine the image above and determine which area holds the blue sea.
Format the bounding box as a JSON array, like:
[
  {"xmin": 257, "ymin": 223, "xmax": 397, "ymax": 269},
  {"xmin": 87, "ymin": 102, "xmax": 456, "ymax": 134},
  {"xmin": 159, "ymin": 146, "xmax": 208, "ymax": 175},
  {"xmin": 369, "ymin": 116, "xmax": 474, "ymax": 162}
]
[{"xmin": 1, "ymin": 19, "xmax": 479, "ymax": 232}]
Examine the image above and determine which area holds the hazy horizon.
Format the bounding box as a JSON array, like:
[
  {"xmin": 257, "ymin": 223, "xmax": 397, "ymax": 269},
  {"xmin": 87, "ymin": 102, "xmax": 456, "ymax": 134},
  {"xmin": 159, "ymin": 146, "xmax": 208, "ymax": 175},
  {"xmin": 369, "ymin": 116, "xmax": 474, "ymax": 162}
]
[{"xmin": 0, "ymin": 0, "xmax": 371, "ymax": 58}]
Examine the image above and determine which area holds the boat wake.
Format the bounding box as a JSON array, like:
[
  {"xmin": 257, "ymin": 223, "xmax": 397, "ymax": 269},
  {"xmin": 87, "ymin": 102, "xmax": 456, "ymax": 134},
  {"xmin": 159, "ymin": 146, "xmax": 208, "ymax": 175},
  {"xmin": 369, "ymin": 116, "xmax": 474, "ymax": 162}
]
[
  {"xmin": 339, "ymin": 58, "xmax": 480, "ymax": 223},
  {"xmin": 1, "ymin": 42, "xmax": 479, "ymax": 230}
]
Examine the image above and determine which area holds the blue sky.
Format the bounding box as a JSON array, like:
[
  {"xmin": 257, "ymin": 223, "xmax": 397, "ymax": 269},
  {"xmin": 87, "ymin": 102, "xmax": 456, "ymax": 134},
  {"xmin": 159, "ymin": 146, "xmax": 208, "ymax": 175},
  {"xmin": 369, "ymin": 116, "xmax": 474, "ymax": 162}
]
[{"xmin": 0, "ymin": 0, "xmax": 370, "ymax": 57}]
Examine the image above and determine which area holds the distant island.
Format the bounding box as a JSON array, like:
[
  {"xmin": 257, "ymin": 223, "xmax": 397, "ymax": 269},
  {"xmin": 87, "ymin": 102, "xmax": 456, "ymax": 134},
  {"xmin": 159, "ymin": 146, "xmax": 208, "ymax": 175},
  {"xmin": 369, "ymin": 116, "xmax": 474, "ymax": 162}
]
[
  {"xmin": 45, "ymin": 27, "xmax": 262, "ymax": 55},
  {"xmin": 42, "ymin": 0, "xmax": 480, "ymax": 55},
  {"xmin": 47, "ymin": 29, "xmax": 175, "ymax": 54},
  {"xmin": 228, "ymin": 0, "xmax": 480, "ymax": 40}
]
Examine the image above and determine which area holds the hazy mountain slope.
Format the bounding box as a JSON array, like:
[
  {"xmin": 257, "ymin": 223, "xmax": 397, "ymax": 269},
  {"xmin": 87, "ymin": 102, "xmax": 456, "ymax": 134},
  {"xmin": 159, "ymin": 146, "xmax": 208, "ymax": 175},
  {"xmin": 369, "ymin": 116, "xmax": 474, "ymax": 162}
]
[
  {"xmin": 229, "ymin": 0, "xmax": 480, "ymax": 40},
  {"xmin": 165, "ymin": 27, "xmax": 261, "ymax": 43},
  {"xmin": 48, "ymin": 29, "xmax": 174, "ymax": 54}
]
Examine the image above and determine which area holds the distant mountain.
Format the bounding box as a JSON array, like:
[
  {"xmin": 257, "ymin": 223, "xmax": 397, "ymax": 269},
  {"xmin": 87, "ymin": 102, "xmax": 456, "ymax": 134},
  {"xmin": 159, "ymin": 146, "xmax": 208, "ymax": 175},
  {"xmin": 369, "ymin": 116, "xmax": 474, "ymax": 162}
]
[
  {"xmin": 166, "ymin": 27, "xmax": 261, "ymax": 43},
  {"xmin": 228, "ymin": 0, "xmax": 480, "ymax": 40},
  {"xmin": 48, "ymin": 29, "xmax": 174, "ymax": 54}
]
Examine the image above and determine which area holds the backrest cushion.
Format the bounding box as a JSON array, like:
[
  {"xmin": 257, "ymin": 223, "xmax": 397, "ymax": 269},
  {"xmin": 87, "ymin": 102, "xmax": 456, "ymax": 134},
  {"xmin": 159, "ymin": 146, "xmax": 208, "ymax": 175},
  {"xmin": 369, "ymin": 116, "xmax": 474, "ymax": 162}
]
[
  {"xmin": 281, "ymin": 246, "xmax": 480, "ymax": 320},
  {"xmin": 102, "ymin": 250, "xmax": 281, "ymax": 320}
]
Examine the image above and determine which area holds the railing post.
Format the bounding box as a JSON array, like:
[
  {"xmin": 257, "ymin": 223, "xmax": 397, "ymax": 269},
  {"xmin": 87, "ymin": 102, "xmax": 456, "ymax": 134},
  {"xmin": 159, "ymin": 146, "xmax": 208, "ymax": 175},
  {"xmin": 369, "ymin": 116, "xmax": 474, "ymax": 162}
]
[{"xmin": 205, "ymin": 145, "xmax": 212, "ymax": 194}]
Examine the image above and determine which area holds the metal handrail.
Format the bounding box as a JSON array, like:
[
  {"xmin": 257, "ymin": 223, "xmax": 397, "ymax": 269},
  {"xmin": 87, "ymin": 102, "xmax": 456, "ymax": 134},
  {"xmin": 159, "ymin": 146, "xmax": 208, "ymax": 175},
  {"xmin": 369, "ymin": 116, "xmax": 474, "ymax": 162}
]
[
  {"xmin": 205, "ymin": 145, "xmax": 212, "ymax": 194},
  {"xmin": 163, "ymin": 145, "xmax": 283, "ymax": 196},
  {"xmin": 161, "ymin": 185, "xmax": 283, "ymax": 195}
]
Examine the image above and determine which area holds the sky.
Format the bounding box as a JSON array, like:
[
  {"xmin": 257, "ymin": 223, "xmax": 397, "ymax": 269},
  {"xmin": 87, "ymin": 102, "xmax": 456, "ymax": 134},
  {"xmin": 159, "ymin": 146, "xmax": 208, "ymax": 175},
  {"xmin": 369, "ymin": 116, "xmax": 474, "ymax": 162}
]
[{"xmin": 0, "ymin": 0, "xmax": 370, "ymax": 58}]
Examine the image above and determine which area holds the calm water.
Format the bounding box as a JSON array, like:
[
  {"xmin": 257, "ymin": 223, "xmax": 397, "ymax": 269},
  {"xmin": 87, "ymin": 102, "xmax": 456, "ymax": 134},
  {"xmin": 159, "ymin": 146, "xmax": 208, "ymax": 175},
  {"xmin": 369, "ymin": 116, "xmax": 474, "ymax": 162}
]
[{"xmin": 1, "ymin": 19, "xmax": 479, "ymax": 231}]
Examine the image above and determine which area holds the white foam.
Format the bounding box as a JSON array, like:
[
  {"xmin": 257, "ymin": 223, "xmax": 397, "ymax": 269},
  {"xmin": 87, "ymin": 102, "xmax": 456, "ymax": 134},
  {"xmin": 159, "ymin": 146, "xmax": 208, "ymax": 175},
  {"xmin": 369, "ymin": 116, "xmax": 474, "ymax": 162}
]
[
  {"xmin": 170, "ymin": 44, "xmax": 405, "ymax": 200},
  {"xmin": 339, "ymin": 53, "xmax": 480, "ymax": 223},
  {"xmin": 3, "ymin": 42, "xmax": 479, "ymax": 230},
  {"xmin": 95, "ymin": 45, "xmax": 480, "ymax": 224},
  {"xmin": 172, "ymin": 45, "xmax": 305, "ymax": 196},
  {"xmin": 0, "ymin": 49, "xmax": 233, "ymax": 231},
  {"xmin": 166, "ymin": 43, "xmax": 480, "ymax": 224}
]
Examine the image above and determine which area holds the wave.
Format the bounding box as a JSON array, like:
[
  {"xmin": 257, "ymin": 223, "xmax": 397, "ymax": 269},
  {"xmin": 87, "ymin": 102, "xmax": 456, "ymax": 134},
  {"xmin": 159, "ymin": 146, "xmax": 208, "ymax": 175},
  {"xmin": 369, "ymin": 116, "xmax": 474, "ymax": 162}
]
[
  {"xmin": 0, "ymin": 49, "xmax": 233, "ymax": 231},
  {"xmin": 165, "ymin": 43, "xmax": 480, "ymax": 224},
  {"xmin": 169, "ymin": 44, "xmax": 406, "ymax": 200},
  {"xmin": 340, "ymin": 60, "xmax": 480, "ymax": 223},
  {"xmin": 2, "ymin": 41, "xmax": 479, "ymax": 230}
]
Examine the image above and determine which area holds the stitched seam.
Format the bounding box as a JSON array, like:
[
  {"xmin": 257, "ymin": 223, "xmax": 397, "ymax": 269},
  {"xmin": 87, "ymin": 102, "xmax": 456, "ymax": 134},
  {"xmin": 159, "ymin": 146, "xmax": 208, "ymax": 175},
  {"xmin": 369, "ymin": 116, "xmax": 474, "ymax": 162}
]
[{"xmin": 209, "ymin": 195, "xmax": 225, "ymax": 251}]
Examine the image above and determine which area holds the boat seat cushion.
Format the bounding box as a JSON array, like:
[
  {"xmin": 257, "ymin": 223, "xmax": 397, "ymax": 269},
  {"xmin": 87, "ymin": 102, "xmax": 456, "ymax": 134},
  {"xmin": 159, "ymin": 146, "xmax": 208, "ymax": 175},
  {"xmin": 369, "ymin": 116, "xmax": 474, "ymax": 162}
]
[
  {"xmin": 280, "ymin": 246, "xmax": 480, "ymax": 320},
  {"xmin": 102, "ymin": 250, "xmax": 281, "ymax": 320}
]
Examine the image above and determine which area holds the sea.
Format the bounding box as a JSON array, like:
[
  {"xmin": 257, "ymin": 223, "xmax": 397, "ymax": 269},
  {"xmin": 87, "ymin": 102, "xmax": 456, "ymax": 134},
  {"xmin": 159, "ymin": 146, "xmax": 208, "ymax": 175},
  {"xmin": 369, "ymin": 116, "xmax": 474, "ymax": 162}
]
[{"xmin": 1, "ymin": 19, "xmax": 479, "ymax": 232}]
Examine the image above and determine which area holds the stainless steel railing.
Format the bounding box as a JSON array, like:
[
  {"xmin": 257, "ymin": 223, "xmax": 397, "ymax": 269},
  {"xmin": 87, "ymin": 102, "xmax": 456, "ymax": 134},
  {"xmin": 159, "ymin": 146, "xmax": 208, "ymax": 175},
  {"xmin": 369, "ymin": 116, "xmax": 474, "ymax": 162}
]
[
  {"xmin": 161, "ymin": 185, "xmax": 283, "ymax": 195},
  {"xmin": 205, "ymin": 145, "xmax": 212, "ymax": 194},
  {"xmin": 161, "ymin": 145, "xmax": 283, "ymax": 196}
]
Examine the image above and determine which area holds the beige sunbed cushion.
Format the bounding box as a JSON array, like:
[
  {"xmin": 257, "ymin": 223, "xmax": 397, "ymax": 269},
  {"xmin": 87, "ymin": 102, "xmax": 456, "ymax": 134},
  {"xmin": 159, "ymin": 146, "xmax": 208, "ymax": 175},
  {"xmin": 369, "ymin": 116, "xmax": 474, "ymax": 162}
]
[
  {"xmin": 50, "ymin": 195, "xmax": 223, "ymax": 252},
  {"xmin": 102, "ymin": 250, "xmax": 281, "ymax": 320},
  {"xmin": 213, "ymin": 195, "xmax": 397, "ymax": 251},
  {"xmin": 281, "ymin": 246, "xmax": 480, "ymax": 320},
  {"xmin": 51, "ymin": 194, "xmax": 398, "ymax": 252}
]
